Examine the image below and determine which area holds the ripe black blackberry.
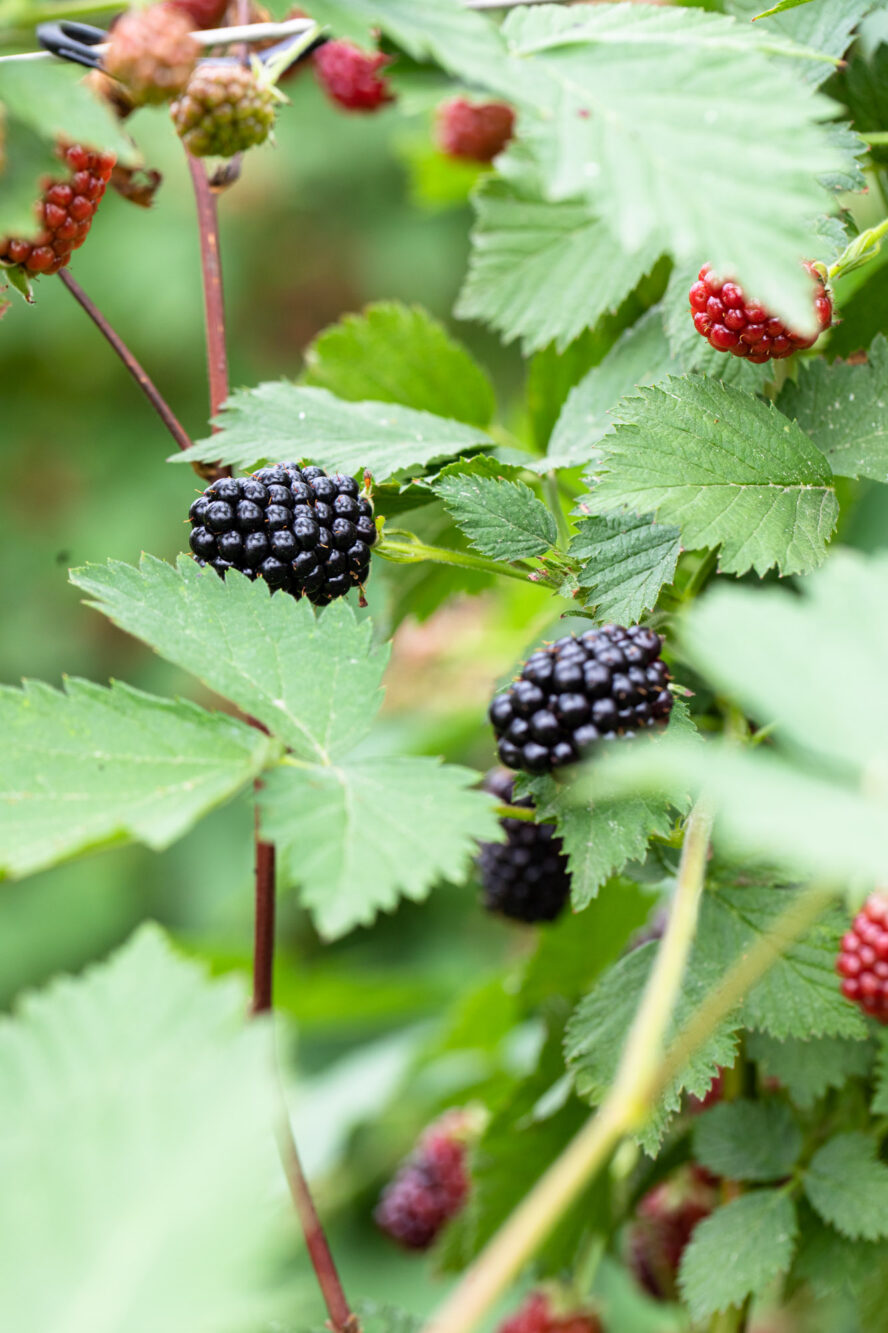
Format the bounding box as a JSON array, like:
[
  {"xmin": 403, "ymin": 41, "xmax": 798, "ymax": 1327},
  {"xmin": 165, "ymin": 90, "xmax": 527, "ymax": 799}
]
[
  {"xmin": 488, "ymin": 625, "xmax": 673, "ymax": 775},
  {"xmin": 187, "ymin": 462, "xmax": 376, "ymax": 605},
  {"xmin": 477, "ymin": 770, "xmax": 571, "ymax": 923}
]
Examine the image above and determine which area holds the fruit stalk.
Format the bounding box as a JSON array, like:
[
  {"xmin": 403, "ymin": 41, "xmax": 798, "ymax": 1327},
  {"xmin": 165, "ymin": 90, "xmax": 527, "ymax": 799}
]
[
  {"xmin": 58, "ymin": 268, "xmax": 199, "ymax": 462},
  {"xmin": 375, "ymin": 535, "xmax": 557, "ymax": 586}
]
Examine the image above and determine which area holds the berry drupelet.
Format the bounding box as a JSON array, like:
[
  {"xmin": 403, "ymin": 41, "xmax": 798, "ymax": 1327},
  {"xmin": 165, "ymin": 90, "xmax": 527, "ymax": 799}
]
[
  {"xmin": 488, "ymin": 625, "xmax": 673, "ymax": 775},
  {"xmin": 171, "ymin": 62, "xmax": 277, "ymax": 157},
  {"xmin": 498, "ymin": 1291, "xmax": 603, "ymax": 1333},
  {"xmin": 187, "ymin": 462, "xmax": 376, "ymax": 605},
  {"xmin": 313, "ymin": 39, "xmax": 393, "ymax": 112},
  {"xmin": 626, "ymin": 1165, "xmax": 719, "ymax": 1302},
  {"xmin": 435, "ymin": 97, "xmax": 515, "ymax": 163},
  {"xmin": 689, "ymin": 262, "xmax": 832, "ymax": 363},
  {"xmin": 375, "ymin": 1112, "xmax": 471, "ymax": 1250},
  {"xmin": 0, "ymin": 143, "xmax": 115, "ymax": 276},
  {"xmin": 477, "ymin": 770, "xmax": 571, "ymax": 923},
  {"xmin": 837, "ymin": 893, "xmax": 888, "ymax": 1022}
]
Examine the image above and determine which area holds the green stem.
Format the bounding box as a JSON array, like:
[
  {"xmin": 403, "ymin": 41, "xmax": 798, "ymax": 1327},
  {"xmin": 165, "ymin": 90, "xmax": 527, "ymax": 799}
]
[
  {"xmin": 828, "ymin": 216, "xmax": 888, "ymax": 282},
  {"xmin": 424, "ymin": 802, "xmax": 712, "ymax": 1333},
  {"xmin": 374, "ymin": 536, "xmax": 556, "ymax": 587},
  {"xmin": 544, "ymin": 471, "xmax": 571, "ymax": 549},
  {"xmin": 682, "ymin": 548, "xmax": 719, "ymax": 604},
  {"xmin": 860, "ymin": 132, "xmax": 888, "ymax": 145}
]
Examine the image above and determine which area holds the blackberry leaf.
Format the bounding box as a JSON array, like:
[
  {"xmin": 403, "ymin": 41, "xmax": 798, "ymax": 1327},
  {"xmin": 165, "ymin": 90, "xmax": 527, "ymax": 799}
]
[
  {"xmin": 0, "ymin": 60, "xmax": 135, "ymax": 174},
  {"xmin": 0, "ymin": 678, "xmax": 277, "ymax": 879},
  {"xmin": 728, "ymin": 0, "xmax": 872, "ymax": 87},
  {"xmin": 303, "ymin": 303, "xmax": 496, "ymax": 429},
  {"xmin": 678, "ymin": 1192, "xmax": 798, "ymax": 1321},
  {"xmin": 259, "ymin": 758, "xmax": 498, "ymax": 940},
  {"xmin": 175, "ymin": 384, "xmax": 493, "ymax": 481},
  {"xmin": 456, "ymin": 175, "xmax": 663, "ymax": 354},
  {"xmin": 746, "ymin": 1032, "xmax": 874, "ymax": 1109},
  {"xmin": 0, "ymin": 926, "xmax": 288, "ymax": 1330},
  {"xmin": 586, "ymin": 375, "xmax": 837, "ymax": 577},
  {"xmin": 778, "ymin": 334, "xmax": 888, "ymax": 482},
  {"xmin": 434, "ymin": 474, "xmax": 557, "ymax": 562},
  {"xmin": 804, "ymin": 1134, "xmax": 888, "ymax": 1240},
  {"xmin": 692, "ymin": 1100, "xmax": 803, "ymax": 1182},
  {"xmin": 569, "ymin": 514, "xmax": 681, "ymax": 625}
]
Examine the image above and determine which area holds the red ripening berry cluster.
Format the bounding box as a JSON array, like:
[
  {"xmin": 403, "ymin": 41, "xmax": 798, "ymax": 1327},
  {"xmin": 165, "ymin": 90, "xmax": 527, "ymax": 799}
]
[
  {"xmin": 436, "ymin": 97, "xmax": 516, "ymax": 163},
  {"xmin": 0, "ymin": 144, "xmax": 115, "ymax": 276},
  {"xmin": 313, "ymin": 39, "xmax": 393, "ymax": 112},
  {"xmin": 837, "ymin": 893, "xmax": 888, "ymax": 1021},
  {"xmin": 689, "ymin": 262, "xmax": 832, "ymax": 363},
  {"xmin": 627, "ymin": 1165, "xmax": 719, "ymax": 1302},
  {"xmin": 498, "ymin": 1291, "xmax": 603, "ymax": 1333},
  {"xmin": 374, "ymin": 1112, "xmax": 470, "ymax": 1250}
]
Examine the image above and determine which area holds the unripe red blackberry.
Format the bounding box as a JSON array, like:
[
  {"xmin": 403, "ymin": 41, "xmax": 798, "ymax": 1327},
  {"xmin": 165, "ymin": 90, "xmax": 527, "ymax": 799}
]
[
  {"xmin": 488, "ymin": 625, "xmax": 673, "ymax": 775},
  {"xmin": 626, "ymin": 1165, "xmax": 718, "ymax": 1302},
  {"xmin": 187, "ymin": 462, "xmax": 376, "ymax": 604},
  {"xmin": 689, "ymin": 263, "xmax": 832, "ymax": 363},
  {"xmin": 0, "ymin": 143, "xmax": 115, "ymax": 277},
  {"xmin": 171, "ymin": 61, "xmax": 277, "ymax": 157},
  {"xmin": 375, "ymin": 1111, "xmax": 471, "ymax": 1250},
  {"xmin": 435, "ymin": 98, "xmax": 515, "ymax": 163},
  {"xmin": 837, "ymin": 892, "xmax": 888, "ymax": 1021},
  {"xmin": 477, "ymin": 770, "xmax": 571, "ymax": 923},
  {"xmin": 498, "ymin": 1290, "xmax": 604, "ymax": 1333},
  {"xmin": 104, "ymin": 4, "xmax": 197, "ymax": 107},
  {"xmin": 167, "ymin": 0, "xmax": 228, "ymax": 28},
  {"xmin": 313, "ymin": 39, "xmax": 393, "ymax": 112}
]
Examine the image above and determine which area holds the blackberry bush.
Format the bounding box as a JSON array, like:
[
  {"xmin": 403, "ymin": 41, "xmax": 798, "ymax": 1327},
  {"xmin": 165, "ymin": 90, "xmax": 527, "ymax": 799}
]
[
  {"xmin": 476, "ymin": 769, "xmax": 571, "ymax": 922},
  {"xmin": 187, "ymin": 463, "xmax": 376, "ymax": 604},
  {"xmin": 488, "ymin": 625, "xmax": 673, "ymax": 774},
  {"xmin": 626, "ymin": 1166, "xmax": 719, "ymax": 1302}
]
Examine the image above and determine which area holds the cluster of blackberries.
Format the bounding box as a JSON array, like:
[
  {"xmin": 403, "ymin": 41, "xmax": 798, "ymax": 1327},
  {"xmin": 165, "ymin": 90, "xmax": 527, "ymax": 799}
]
[
  {"xmin": 188, "ymin": 462, "xmax": 376, "ymax": 605},
  {"xmin": 375, "ymin": 1112, "xmax": 470, "ymax": 1250},
  {"xmin": 626, "ymin": 1165, "xmax": 718, "ymax": 1302},
  {"xmin": 0, "ymin": 143, "xmax": 115, "ymax": 276},
  {"xmin": 837, "ymin": 893, "xmax": 888, "ymax": 1022},
  {"xmin": 498, "ymin": 1291, "xmax": 603, "ymax": 1333},
  {"xmin": 689, "ymin": 262, "xmax": 832, "ymax": 363},
  {"xmin": 477, "ymin": 770, "xmax": 571, "ymax": 923},
  {"xmin": 489, "ymin": 625, "xmax": 673, "ymax": 775}
]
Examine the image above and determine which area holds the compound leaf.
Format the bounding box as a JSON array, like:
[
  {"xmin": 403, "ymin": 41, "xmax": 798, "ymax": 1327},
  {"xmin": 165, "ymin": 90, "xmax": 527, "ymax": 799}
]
[{"xmin": 434, "ymin": 473, "xmax": 557, "ymax": 561}]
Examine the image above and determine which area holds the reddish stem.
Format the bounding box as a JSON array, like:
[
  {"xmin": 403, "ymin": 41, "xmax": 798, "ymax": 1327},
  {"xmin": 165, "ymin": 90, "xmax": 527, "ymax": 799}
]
[
  {"xmin": 251, "ymin": 798, "xmax": 276, "ymax": 1015},
  {"xmin": 186, "ymin": 152, "xmax": 231, "ymax": 432},
  {"xmin": 58, "ymin": 267, "xmax": 198, "ymax": 461}
]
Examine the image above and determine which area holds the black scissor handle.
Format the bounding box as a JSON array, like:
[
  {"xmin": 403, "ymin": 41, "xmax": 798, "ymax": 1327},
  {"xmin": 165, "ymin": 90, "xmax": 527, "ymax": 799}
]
[{"xmin": 37, "ymin": 21, "xmax": 108, "ymax": 71}]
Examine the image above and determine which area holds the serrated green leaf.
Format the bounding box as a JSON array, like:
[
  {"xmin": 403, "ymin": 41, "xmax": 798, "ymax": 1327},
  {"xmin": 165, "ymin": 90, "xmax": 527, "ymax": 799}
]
[
  {"xmin": 175, "ymin": 384, "xmax": 492, "ymax": 480},
  {"xmin": 544, "ymin": 307, "xmax": 679, "ymax": 471},
  {"xmin": 834, "ymin": 43, "xmax": 888, "ymax": 169},
  {"xmin": 679, "ymin": 1192, "xmax": 798, "ymax": 1321},
  {"xmin": 566, "ymin": 938, "xmax": 740, "ymax": 1152},
  {"xmin": 434, "ymin": 473, "xmax": 556, "ymax": 561},
  {"xmin": 0, "ymin": 61, "xmax": 137, "ymax": 164},
  {"xmin": 0, "ymin": 925, "xmax": 288, "ymax": 1332},
  {"xmin": 792, "ymin": 1207, "xmax": 888, "ymax": 1310},
  {"xmin": 693, "ymin": 1099, "xmax": 803, "ymax": 1181},
  {"xmin": 70, "ymin": 558, "xmax": 386, "ymax": 763},
  {"xmin": 681, "ymin": 553, "xmax": 888, "ymax": 775},
  {"xmin": 778, "ymin": 335, "xmax": 888, "ymax": 482},
  {"xmin": 746, "ymin": 1032, "xmax": 874, "ymax": 1109},
  {"xmin": 258, "ymin": 757, "xmax": 499, "ymax": 939},
  {"xmin": 0, "ymin": 678, "xmax": 276, "ymax": 880},
  {"xmin": 804, "ymin": 1134, "xmax": 888, "ymax": 1240},
  {"xmin": 730, "ymin": 0, "xmax": 870, "ymax": 86},
  {"xmin": 302, "ymin": 303, "xmax": 495, "ymax": 429},
  {"xmin": 586, "ymin": 376, "xmax": 838, "ymax": 576},
  {"xmin": 500, "ymin": 4, "xmax": 840, "ymax": 332},
  {"xmin": 306, "ymin": 0, "xmax": 512, "ymax": 90},
  {"xmin": 455, "ymin": 175, "xmax": 663, "ymax": 354},
  {"xmin": 569, "ymin": 514, "xmax": 681, "ymax": 624}
]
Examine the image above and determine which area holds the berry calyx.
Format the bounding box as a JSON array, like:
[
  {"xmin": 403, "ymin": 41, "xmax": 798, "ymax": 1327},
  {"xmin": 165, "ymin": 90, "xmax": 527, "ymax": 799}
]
[
  {"xmin": 477, "ymin": 770, "xmax": 571, "ymax": 923},
  {"xmin": 313, "ymin": 39, "xmax": 393, "ymax": 113},
  {"xmin": 497, "ymin": 1290, "xmax": 603, "ymax": 1333},
  {"xmin": 0, "ymin": 143, "xmax": 116, "ymax": 277},
  {"xmin": 187, "ymin": 462, "xmax": 377, "ymax": 605},
  {"xmin": 375, "ymin": 1110, "xmax": 472, "ymax": 1250},
  {"xmin": 171, "ymin": 62, "xmax": 278, "ymax": 157},
  {"xmin": 488, "ymin": 624, "xmax": 673, "ymax": 775},
  {"xmin": 626, "ymin": 1165, "xmax": 719, "ymax": 1302},
  {"xmin": 435, "ymin": 98, "xmax": 515, "ymax": 163},
  {"xmin": 689, "ymin": 262, "xmax": 832, "ymax": 363},
  {"xmin": 837, "ymin": 892, "xmax": 888, "ymax": 1021},
  {"xmin": 104, "ymin": 4, "xmax": 198, "ymax": 107}
]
